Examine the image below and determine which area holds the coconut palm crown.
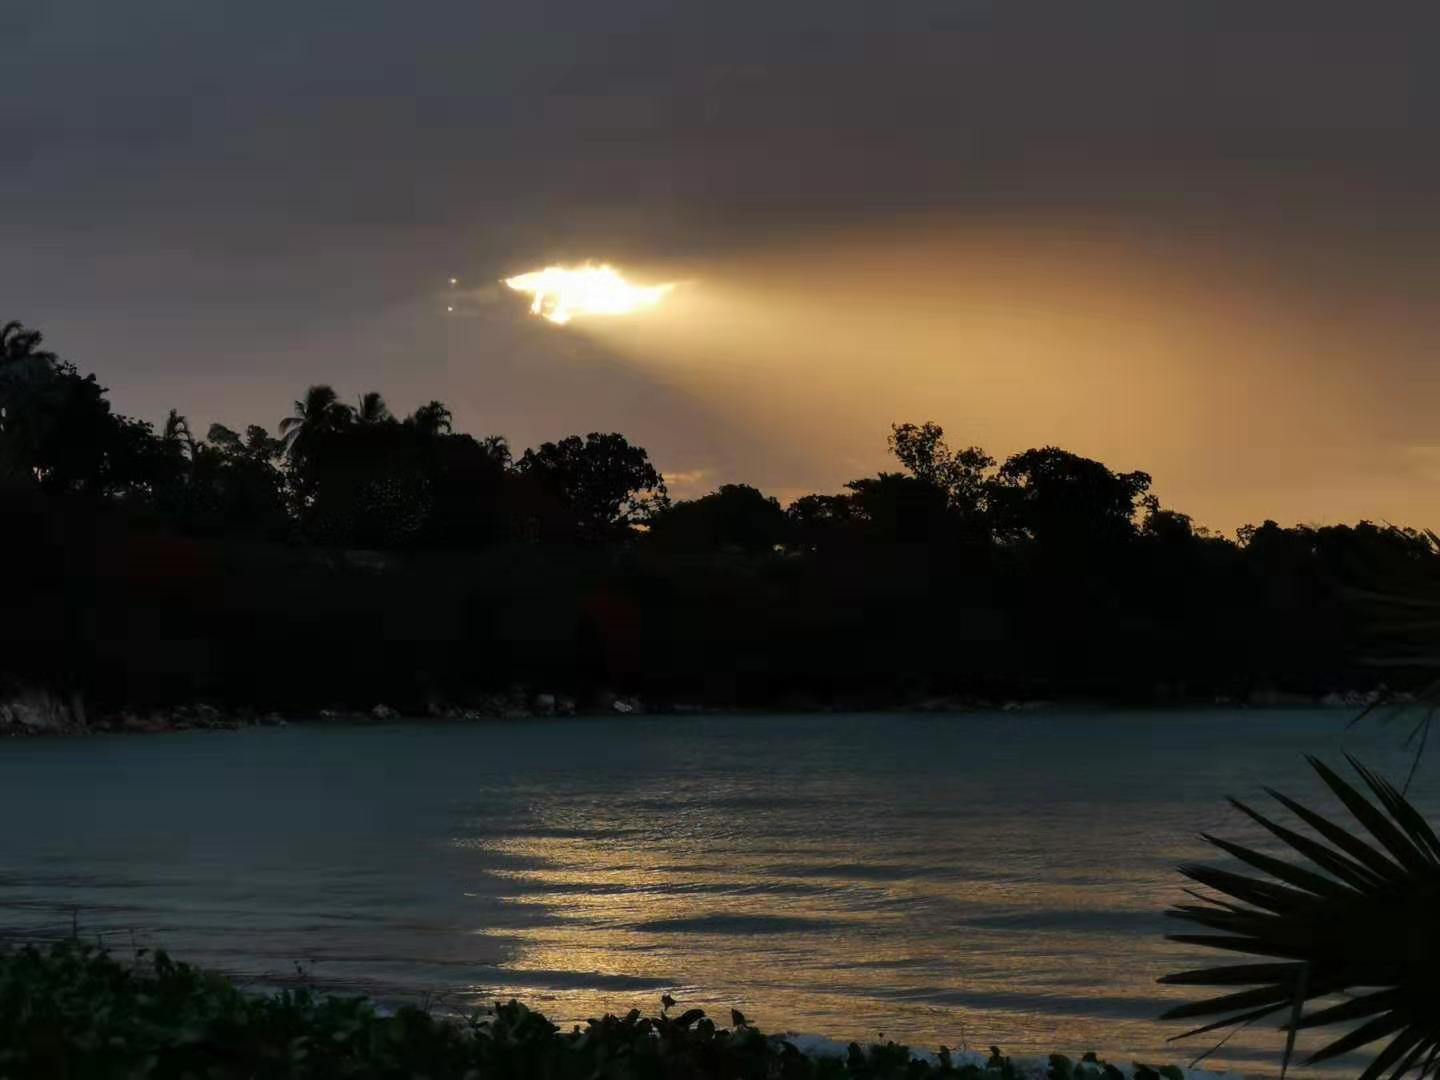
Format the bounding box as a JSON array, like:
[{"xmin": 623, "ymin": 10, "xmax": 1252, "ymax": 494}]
[
  {"xmin": 356, "ymin": 391, "xmax": 391, "ymax": 425},
  {"xmin": 278, "ymin": 384, "xmax": 353, "ymax": 458},
  {"xmin": 1161, "ymin": 754, "xmax": 1440, "ymax": 1079}
]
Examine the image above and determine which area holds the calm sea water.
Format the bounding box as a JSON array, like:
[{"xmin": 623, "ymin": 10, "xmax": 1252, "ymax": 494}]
[{"xmin": 0, "ymin": 709, "xmax": 1433, "ymax": 1074}]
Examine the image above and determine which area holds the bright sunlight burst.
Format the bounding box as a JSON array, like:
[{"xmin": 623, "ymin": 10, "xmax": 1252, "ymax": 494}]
[{"xmin": 503, "ymin": 263, "xmax": 676, "ymax": 325}]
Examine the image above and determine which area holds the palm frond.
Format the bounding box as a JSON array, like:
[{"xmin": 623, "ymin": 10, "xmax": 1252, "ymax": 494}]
[{"xmin": 1161, "ymin": 757, "xmax": 1440, "ymax": 1076}]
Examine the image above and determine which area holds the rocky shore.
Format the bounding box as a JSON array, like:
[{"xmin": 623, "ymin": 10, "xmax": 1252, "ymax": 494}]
[
  {"xmin": 0, "ymin": 679, "xmax": 1409, "ymax": 738},
  {"xmin": 0, "ymin": 683, "xmax": 648, "ymax": 737}
]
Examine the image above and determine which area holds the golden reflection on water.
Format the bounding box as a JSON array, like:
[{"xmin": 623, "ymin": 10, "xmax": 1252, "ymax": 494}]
[
  {"xmin": 448, "ymin": 813, "xmax": 1215, "ymax": 1058},
  {"xmin": 429, "ymin": 750, "xmax": 1389, "ymax": 1080}
]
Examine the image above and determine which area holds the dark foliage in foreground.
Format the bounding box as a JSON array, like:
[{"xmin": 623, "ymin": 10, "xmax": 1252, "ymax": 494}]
[
  {"xmin": 1161, "ymin": 756, "xmax": 1440, "ymax": 1079},
  {"xmin": 0, "ymin": 940, "xmax": 1176, "ymax": 1080},
  {"xmin": 4, "ymin": 318, "xmax": 1439, "ymax": 711}
]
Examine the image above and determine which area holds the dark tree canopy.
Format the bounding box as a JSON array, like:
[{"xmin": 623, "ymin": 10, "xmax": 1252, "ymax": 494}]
[
  {"xmin": 158, "ymin": 423, "xmax": 290, "ymax": 540},
  {"xmin": 516, "ymin": 432, "xmax": 669, "ymax": 541},
  {"xmin": 408, "ymin": 400, "xmax": 453, "ymax": 438},
  {"xmin": 844, "ymin": 472, "xmax": 953, "ymax": 547},
  {"xmin": 987, "ymin": 446, "xmax": 1152, "ymax": 547},
  {"xmin": 888, "ymin": 421, "xmax": 994, "ymax": 519},
  {"xmin": 785, "ymin": 493, "xmax": 863, "ymax": 553},
  {"xmin": 0, "ymin": 321, "xmax": 167, "ymax": 498},
  {"xmin": 4, "ymin": 319, "xmax": 1437, "ymax": 713},
  {"xmin": 649, "ymin": 484, "xmax": 787, "ymax": 554}
]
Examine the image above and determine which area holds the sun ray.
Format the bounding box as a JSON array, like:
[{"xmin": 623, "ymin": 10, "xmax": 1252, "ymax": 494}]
[{"xmin": 503, "ymin": 263, "xmax": 675, "ymax": 325}]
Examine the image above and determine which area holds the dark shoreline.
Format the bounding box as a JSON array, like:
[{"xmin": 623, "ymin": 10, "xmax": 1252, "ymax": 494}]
[{"xmin": 0, "ymin": 683, "xmax": 1398, "ymax": 737}]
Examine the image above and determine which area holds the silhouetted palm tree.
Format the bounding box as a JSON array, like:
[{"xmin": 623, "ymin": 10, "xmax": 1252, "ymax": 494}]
[
  {"xmin": 478, "ymin": 434, "xmax": 511, "ymax": 466},
  {"xmin": 0, "ymin": 321, "xmax": 56, "ymax": 367},
  {"xmin": 1162, "ymin": 755, "xmax": 1440, "ymax": 1079},
  {"xmin": 1, "ymin": 322, "xmax": 59, "ymax": 443},
  {"xmin": 356, "ymin": 391, "xmax": 391, "ymax": 425},
  {"xmin": 408, "ymin": 401, "xmax": 452, "ymax": 438},
  {"xmin": 279, "ymin": 385, "xmax": 352, "ymax": 458},
  {"xmin": 162, "ymin": 409, "xmax": 195, "ymax": 457}
]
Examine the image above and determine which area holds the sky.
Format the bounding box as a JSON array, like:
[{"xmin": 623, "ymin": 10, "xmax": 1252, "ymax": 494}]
[{"xmin": 3, "ymin": 1, "xmax": 1438, "ymax": 532}]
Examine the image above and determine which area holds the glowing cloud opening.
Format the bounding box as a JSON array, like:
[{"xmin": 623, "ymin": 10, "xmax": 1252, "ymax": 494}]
[{"xmin": 503, "ymin": 263, "xmax": 676, "ymax": 325}]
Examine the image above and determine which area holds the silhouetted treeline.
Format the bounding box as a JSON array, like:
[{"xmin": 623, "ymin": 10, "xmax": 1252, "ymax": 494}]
[{"xmin": 2, "ymin": 320, "xmax": 1435, "ymax": 712}]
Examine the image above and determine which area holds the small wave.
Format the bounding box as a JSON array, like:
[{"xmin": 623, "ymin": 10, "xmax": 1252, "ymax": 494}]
[
  {"xmin": 763, "ymin": 862, "xmax": 954, "ymax": 882},
  {"xmin": 957, "ymin": 910, "xmax": 1168, "ymax": 933},
  {"xmin": 629, "ymin": 914, "xmax": 839, "ymax": 935}
]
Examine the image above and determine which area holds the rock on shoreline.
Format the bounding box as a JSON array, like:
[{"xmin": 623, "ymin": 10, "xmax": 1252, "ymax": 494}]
[{"xmin": 0, "ymin": 685, "xmax": 89, "ymax": 735}]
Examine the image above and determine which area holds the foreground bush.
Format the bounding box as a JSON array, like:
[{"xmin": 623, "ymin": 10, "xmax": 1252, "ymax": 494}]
[{"xmin": 0, "ymin": 940, "xmax": 1184, "ymax": 1080}]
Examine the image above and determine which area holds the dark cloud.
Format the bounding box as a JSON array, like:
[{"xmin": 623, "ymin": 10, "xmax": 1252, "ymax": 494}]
[
  {"xmin": 7, "ymin": 0, "xmax": 1437, "ymax": 240},
  {"xmin": 2, "ymin": 0, "xmax": 1437, "ymax": 526}
]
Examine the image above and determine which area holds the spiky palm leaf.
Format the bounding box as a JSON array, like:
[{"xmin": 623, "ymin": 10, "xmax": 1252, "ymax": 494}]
[
  {"xmin": 1343, "ymin": 531, "xmax": 1440, "ymax": 788},
  {"xmin": 1160, "ymin": 755, "xmax": 1440, "ymax": 1079}
]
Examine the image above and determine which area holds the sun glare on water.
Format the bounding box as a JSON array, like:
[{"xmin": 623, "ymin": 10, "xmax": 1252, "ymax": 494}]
[{"xmin": 503, "ymin": 264, "xmax": 676, "ymax": 325}]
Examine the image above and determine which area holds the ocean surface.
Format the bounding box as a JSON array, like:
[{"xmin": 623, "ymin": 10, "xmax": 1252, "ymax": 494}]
[{"xmin": 1, "ymin": 709, "xmax": 1433, "ymax": 1075}]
